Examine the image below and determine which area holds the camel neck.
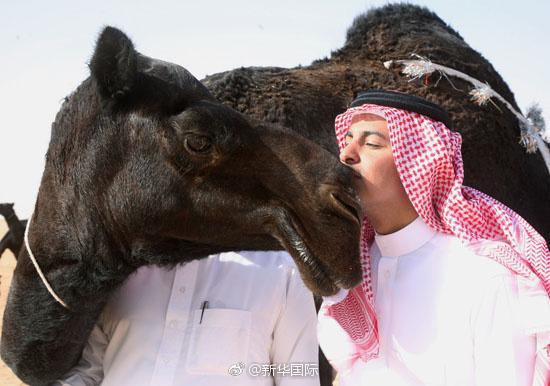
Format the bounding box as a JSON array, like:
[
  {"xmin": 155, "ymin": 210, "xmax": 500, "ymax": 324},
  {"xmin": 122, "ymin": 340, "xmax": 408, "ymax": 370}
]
[{"xmin": 23, "ymin": 203, "xmax": 133, "ymax": 310}]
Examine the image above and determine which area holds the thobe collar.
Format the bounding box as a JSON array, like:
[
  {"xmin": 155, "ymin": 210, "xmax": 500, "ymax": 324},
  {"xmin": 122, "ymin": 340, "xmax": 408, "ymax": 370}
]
[{"xmin": 374, "ymin": 216, "xmax": 436, "ymax": 257}]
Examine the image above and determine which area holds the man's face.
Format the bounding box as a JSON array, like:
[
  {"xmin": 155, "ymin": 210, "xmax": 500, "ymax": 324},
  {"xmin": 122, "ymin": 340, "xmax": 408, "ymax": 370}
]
[{"xmin": 339, "ymin": 115, "xmax": 409, "ymax": 215}]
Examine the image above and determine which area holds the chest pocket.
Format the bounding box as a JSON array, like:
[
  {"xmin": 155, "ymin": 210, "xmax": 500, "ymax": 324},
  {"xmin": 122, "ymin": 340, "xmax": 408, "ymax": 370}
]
[{"xmin": 186, "ymin": 308, "xmax": 252, "ymax": 375}]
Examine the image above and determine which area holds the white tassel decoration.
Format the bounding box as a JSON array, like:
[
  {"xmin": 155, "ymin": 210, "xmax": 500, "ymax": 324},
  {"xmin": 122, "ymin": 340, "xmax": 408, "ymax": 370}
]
[
  {"xmin": 469, "ymin": 83, "xmax": 495, "ymax": 106},
  {"xmin": 384, "ymin": 54, "xmax": 550, "ymax": 177}
]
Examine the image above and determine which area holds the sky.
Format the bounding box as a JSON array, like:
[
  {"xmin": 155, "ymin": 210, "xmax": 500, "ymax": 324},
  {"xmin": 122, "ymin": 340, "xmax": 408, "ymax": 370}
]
[{"xmin": 1, "ymin": 0, "xmax": 549, "ymax": 218}]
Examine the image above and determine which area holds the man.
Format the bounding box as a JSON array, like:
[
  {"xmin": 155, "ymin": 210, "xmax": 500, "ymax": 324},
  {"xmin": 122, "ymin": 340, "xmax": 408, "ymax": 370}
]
[
  {"xmin": 55, "ymin": 250, "xmax": 320, "ymax": 386},
  {"xmin": 317, "ymin": 90, "xmax": 550, "ymax": 386}
]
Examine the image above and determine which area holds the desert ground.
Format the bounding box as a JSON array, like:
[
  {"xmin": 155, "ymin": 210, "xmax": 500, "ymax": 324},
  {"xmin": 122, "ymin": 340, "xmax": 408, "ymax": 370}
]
[{"xmin": 0, "ymin": 220, "xmax": 26, "ymax": 385}]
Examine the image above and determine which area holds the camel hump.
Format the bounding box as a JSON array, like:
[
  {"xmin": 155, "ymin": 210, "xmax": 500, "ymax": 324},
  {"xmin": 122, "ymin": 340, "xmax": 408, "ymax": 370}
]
[{"xmin": 0, "ymin": 202, "xmax": 15, "ymax": 216}]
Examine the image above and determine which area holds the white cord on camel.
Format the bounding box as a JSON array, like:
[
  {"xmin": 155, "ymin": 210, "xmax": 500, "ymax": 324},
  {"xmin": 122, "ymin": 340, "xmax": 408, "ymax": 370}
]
[
  {"xmin": 384, "ymin": 54, "xmax": 550, "ymax": 177},
  {"xmin": 24, "ymin": 211, "xmax": 70, "ymax": 310}
]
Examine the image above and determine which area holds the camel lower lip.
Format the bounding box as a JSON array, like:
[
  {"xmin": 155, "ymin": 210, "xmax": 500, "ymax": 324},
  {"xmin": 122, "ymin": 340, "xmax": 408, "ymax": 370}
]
[
  {"xmin": 331, "ymin": 193, "xmax": 362, "ymax": 224},
  {"xmin": 270, "ymin": 209, "xmax": 339, "ymax": 294}
]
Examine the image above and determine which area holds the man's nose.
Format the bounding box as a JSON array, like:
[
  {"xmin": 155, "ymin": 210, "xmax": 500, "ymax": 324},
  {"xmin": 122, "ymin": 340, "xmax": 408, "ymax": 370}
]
[{"xmin": 339, "ymin": 143, "xmax": 359, "ymax": 165}]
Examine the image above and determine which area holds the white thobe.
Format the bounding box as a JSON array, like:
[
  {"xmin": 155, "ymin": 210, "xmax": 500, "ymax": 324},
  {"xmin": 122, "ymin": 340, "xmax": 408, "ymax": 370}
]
[
  {"xmin": 318, "ymin": 217, "xmax": 540, "ymax": 386},
  {"xmin": 55, "ymin": 250, "xmax": 320, "ymax": 386}
]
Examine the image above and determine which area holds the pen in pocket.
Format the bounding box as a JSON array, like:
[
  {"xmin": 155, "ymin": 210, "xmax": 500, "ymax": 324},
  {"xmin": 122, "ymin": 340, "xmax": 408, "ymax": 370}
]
[{"xmin": 199, "ymin": 300, "xmax": 209, "ymax": 324}]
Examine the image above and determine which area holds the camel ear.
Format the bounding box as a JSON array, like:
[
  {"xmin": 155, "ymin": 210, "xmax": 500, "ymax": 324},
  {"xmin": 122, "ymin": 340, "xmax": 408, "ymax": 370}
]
[{"xmin": 90, "ymin": 26, "xmax": 138, "ymax": 100}]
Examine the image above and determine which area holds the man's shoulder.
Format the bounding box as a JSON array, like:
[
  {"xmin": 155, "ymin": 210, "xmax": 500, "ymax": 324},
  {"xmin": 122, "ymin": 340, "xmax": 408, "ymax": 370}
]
[{"xmin": 433, "ymin": 234, "xmax": 513, "ymax": 280}]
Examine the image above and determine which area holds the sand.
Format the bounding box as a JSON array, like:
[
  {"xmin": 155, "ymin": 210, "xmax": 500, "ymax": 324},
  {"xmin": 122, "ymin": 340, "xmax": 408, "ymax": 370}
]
[{"xmin": 0, "ymin": 220, "xmax": 26, "ymax": 385}]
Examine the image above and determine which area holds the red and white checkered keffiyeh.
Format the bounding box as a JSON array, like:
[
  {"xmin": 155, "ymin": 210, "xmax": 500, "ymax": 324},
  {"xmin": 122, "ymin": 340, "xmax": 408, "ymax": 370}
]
[{"xmin": 325, "ymin": 103, "xmax": 550, "ymax": 385}]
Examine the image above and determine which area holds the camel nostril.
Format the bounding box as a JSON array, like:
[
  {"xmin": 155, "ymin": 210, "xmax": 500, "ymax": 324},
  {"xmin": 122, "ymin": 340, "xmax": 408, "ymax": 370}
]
[{"xmin": 328, "ymin": 190, "xmax": 362, "ymax": 225}]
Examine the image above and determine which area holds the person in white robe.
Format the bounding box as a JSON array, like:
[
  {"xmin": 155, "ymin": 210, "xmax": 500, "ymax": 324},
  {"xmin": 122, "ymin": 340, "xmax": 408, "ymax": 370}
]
[
  {"xmin": 55, "ymin": 250, "xmax": 320, "ymax": 386},
  {"xmin": 317, "ymin": 90, "xmax": 550, "ymax": 386}
]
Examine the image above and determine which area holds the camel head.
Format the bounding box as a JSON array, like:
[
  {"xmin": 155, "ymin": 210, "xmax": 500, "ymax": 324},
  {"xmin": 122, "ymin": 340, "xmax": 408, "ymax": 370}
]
[{"xmin": 39, "ymin": 27, "xmax": 362, "ymax": 296}]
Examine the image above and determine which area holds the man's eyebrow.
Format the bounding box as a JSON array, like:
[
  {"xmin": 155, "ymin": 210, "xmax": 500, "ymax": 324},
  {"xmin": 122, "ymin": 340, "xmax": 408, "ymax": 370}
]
[{"xmin": 345, "ymin": 130, "xmax": 387, "ymax": 140}]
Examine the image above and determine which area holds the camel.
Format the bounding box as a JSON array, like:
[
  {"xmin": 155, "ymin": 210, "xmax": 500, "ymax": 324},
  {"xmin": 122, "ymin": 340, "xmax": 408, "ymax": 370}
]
[
  {"xmin": 0, "ymin": 27, "xmax": 362, "ymax": 385},
  {"xmin": 3, "ymin": 4, "xmax": 549, "ymax": 385},
  {"xmin": 203, "ymin": 3, "xmax": 550, "ymax": 241},
  {"xmin": 0, "ymin": 204, "xmax": 26, "ymax": 258}
]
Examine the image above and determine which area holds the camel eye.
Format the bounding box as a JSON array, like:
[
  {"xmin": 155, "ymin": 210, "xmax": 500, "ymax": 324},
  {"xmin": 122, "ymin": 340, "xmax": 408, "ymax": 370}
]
[{"xmin": 185, "ymin": 134, "xmax": 212, "ymax": 154}]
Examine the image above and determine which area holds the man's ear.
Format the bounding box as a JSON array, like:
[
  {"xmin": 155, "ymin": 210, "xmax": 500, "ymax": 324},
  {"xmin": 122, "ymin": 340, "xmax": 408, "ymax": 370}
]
[{"xmin": 89, "ymin": 26, "xmax": 138, "ymax": 100}]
